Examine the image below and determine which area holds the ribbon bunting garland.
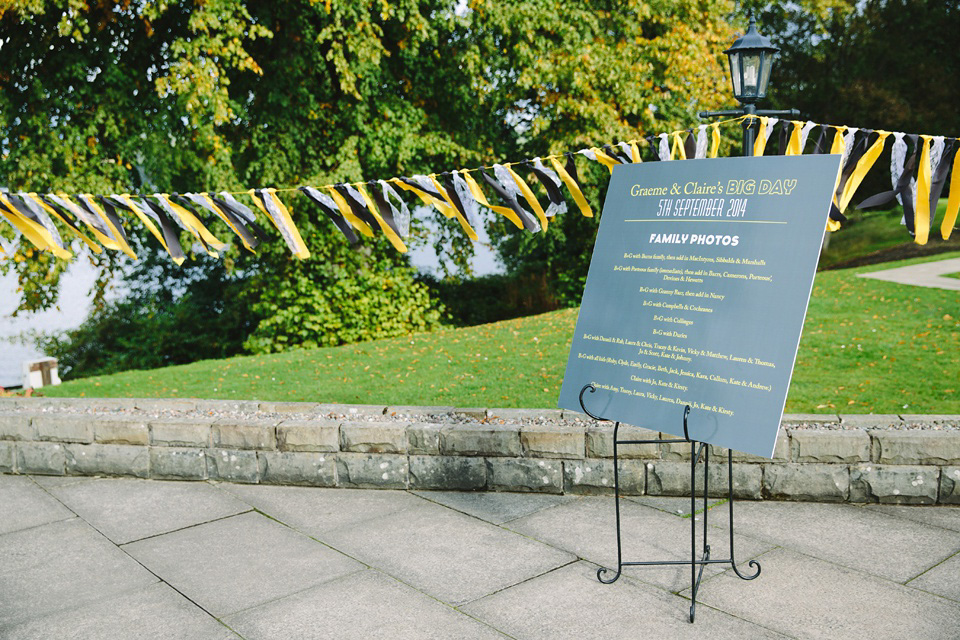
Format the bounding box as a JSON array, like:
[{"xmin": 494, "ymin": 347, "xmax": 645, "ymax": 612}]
[{"xmin": 3, "ymin": 114, "xmax": 959, "ymax": 265}]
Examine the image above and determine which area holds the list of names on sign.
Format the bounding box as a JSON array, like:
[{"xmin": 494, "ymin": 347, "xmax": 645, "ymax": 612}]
[{"xmin": 558, "ymin": 155, "xmax": 842, "ymax": 458}]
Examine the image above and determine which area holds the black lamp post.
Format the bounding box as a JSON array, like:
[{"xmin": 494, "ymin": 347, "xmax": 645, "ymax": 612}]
[{"xmin": 699, "ymin": 13, "xmax": 798, "ymax": 156}]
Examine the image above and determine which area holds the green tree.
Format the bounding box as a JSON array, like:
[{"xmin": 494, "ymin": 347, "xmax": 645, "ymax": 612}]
[{"xmin": 1, "ymin": 0, "xmax": 739, "ymax": 369}]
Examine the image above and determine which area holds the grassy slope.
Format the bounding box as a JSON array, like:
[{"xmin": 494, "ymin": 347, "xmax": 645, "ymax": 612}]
[{"xmin": 42, "ymin": 252, "xmax": 960, "ymax": 414}]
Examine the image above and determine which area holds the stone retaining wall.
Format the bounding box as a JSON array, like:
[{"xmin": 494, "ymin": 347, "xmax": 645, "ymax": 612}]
[{"xmin": 1, "ymin": 398, "xmax": 958, "ymax": 504}]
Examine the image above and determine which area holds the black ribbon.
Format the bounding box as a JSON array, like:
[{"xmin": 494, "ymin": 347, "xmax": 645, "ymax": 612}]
[
  {"xmin": 298, "ymin": 187, "xmax": 359, "ymax": 244},
  {"xmin": 477, "ymin": 167, "xmax": 539, "ymax": 231}
]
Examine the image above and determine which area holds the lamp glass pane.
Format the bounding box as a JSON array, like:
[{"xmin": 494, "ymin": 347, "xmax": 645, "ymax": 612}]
[
  {"xmin": 742, "ymin": 54, "xmax": 761, "ymax": 97},
  {"xmin": 727, "ymin": 52, "xmax": 741, "ymax": 96},
  {"xmin": 758, "ymin": 52, "xmax": 774, "ymax": 97}
]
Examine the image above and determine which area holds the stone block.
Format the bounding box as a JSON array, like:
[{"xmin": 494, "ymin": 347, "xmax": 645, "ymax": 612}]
[
  {"xmin": 149, "ymin": 419, "xmax": 212, "ymax": 448},
  {"xmin": 850, "ymin": 464, "xmax": 938, "ymax": 504},
  {"xmin": 717, "ymin": 430, "xmax": 790, "ymax": 462},
  {"xmin": 659, "ymin": 434, "xmax": 696, "ymax": 461},
  {"xmin": 486, "ymin": 458, "xmax": 563, "ymax": 493},
  {"xmin": 562, "ymin": 459, "xmax": 645, "ymax": 495},
  {"xmin": 0, "ymin": 412, "xmax": 37, "ymax": 440},
  {"xmin": 258, "ymin": 451, "xmax": 337, "ymax": 487},
  {"xmin": 584, "ymin": 423, "xmax": 659, "ymax": 459},
  {"xmin": 440, "ymin": 423, "xmax": 521, "ymax": 457},
  {"xmin": 452, "ymin": 407, "xmax": 488, "ymax": 420},
  {"xmin": 385, "ymin": 405, "xmax": 454, "ymax": 418},
  {"xmin": 839, "ymin": 414, "xmax": 903, "ymax": 429},
  {"xmin": 193, "ymin": 399, "xmax": 261, "ymax": 413},
  {"xmin": 205, "ymin": 448, "xmax": 260, "ymax": 484},
  {"xmin": 409, "ymin": 455, "xmax": 487, "ymax": 491},
  {"xmin": 276, "ymin": 419, "xmax": 339, "ymax": 452},
  {"xmin": 213, "ymin": 419, "xmax": 277, "ymax": 450},
  {"xmin": 901, "ymin": 414, "xmax": 960, "ymax": 427},
  {"xmin": 521, "ymin": 425, "xmax": 584, "ymax": 459},
  {"xmin": 134, "ymin": 398, "xmax": 198, "ymax": 412},
  {"xmin": 486, "ymin": 408, "xmax": 563, "ymax": 422},
  {"xmin": 940, "ymin": 467, "xmax": 960, "ymax": 504},
  {"xmin": 33, "ymin": 414, "xmax": 94, "ymax": 444},
  {"xmin": 336, "ymin": 452, "xmax": 408, "ymax": 489},
  {"xmin": 646, "ymin": 461, "xmax": 762, "ymax": 499},
  {"xmin": 340, "ymin": 421, "xmax": 407, "ymax": 454},
  {"xmin": 873, "ymin": 431, "xmax": 960, "ymax": 465},
  {"xmin": 16, "ymin": 442, "xmax": 66, "ymax": 475},
  {"xmin": 763, "ymin": 463, "xmax": 849, "ymax": 502},
  {"xmin": 64, "ymin": 443, "xmax": 149, "ymax": 478},
  {"xmin": 93, "ymin": 417, "xmax": 149, "ymax": 446},
  {"xmin": 407, "ymin": 422, "xmax": 443, "ymax": 455},
  {"xmin": 258, "ymin": 401, "xmax": 322, "ymax": 414},
  {"xmin": 150, "ymin": 447, "xmax": 208, "ymax": 480},
  {"xmin": 0, "ymin": 441, "xmax": 13, "ymax": 472},
  {"xmin": 791, "ymin": 429, "xmax": 870, "ymax": 463},
  {"xmin": 315, "ymin": 403, "xmax": 386, "ymax": 418},
  {"xmin": 781, "ymin": 413, "xmax": 840, "ymax": 425}
]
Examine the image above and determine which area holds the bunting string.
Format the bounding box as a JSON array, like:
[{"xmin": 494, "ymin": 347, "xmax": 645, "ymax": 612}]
[{"xmin": 2, "ymin": 114, "xmax": 958, "ymax": 266}]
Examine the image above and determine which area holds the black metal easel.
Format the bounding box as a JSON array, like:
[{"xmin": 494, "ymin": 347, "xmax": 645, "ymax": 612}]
[{"xmin": 579, "ymin": 384, "xmax": 760, "ymax": 623}]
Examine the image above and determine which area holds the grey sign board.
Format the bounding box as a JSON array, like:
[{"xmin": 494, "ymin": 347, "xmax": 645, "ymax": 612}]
[{"xmin": 558, "ymin": 154, "xmax": 842, "ymax": 458}]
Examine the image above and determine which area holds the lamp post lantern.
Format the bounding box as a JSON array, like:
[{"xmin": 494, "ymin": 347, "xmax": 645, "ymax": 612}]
[{"xmin": 699, "ymin": 12, "xmax": 798, "ymax": 156}]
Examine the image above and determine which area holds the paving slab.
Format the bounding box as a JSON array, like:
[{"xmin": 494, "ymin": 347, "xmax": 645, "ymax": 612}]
[
  {"xmin": 29, "ymin": 474, "xmax": 96, "ymax": 488},
  {"xmin": 318, "ymin": 500, "xmax": 575, "ymax": 605},
  {"xmin": 225, "ymin": 569, "xmax": 508, "ymax": 639},
  {"xmin": 505, "ymin": 495, "xmax": 773, "ymax": 592},
  {"xmin": 907, "ymin": 551, "xmax": 960, "ymax": 602},
  {"xmin": 0, "ymin": 518, "xmax": 157, "ymax": 627},
  {"xmin": 0, "ymin": 582, "xmax": 240, "ymax": 640},
  {"xmin": 865, "ymin": 503, "xmax": 960, "ymax": 532},
  {"xmin": 0, "ymin": 474, "xmax": 73, "ymax": 535},
  {"xmin": 123, "ymin": 511, "xmax": 364, "ymax": 617},
  {"xmin": 47, "ymin": 477, "xmax": 252, "ymax": 544},
  {"xmin": 713, "ymin": 501, "xmax": 960, "ymax": 582},
  {"xmin": 462, "ymin": 561, "xmax": 787, "ymax": 639},
  {"xmin": 217, "ymin": 483, "xmax": 426, "ymax": 534},
  {"xmin": 412, "ymin": 489, "xmax": 571, "ymax": 524},
  {"xmin": 696, "ymin": 547, "xmax": 960, "ymax": 639},
  {"xmin": 627, "ymin": 494, "xmax": 727, "ymax": 517}
]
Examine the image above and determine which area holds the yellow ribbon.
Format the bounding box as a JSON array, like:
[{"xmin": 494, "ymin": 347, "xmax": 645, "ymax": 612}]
[
  {"xmin": 752, "ymin": 116, "xmax": 769, "ymax": 157},
  {"xmin": 26, "ymin": 193, "xmax": 102, "ymax": 254},
  {"xmin": 942, "ymin": 146, "xmax": 960, "ymax": 240},
  {"xmin": 829, "ymin": 126, "xmax": 848, "ymax": 155},
  {"xmin": 505, "ymin": 165, "xmax": 548, "ymax": 231},
  {"xmin": 113, "ymin": 195, "xmax": 185, "ymax": 265},
  {"xmin": 837, "ymin": 132, "xmax": 890, "ymax": 213},
  {"xmin": 355, "ymin": 184, "xmax": 407, "ymax": 253},
  {"xmin": 326, "ymin": 187, "xmax": 374, "ymax": 237},
  {"xmin": 629, "ymin": 141, "xmax": 642, "ymax": 163},
  {"xmin": 709, "ymin": 123, "xmax": 721, "ymax": 158},
  {"xmin": 248, "ymin": 189, "xmax": 309, "ymax": 259},
  {"xmin": 589, "ymin": 148, "xmax": 618, "ymax": 173},
  {"xmin": 785, "ymin": 121, "xmax": 804, "ymax": 156},
  {"xmin": 427, "ymin": 174, "xmax": 478, "ymax": 240},
  {"xmin": 159, "ymin": 194, "xmax": 225, "ymax": 257},
  {"xmin": 0, "ymin": 195, "xmax": 72, "ymax": 258},
  {"xmin": 80, "ymin": 194, "xmax": 138, "ymax": 259},
  {"xmin": 671, "ymin": 132, "xmax": 687, "ymax": 160},
  {"xmin": 914, "ymin": 135, "xmax": 933, "ymax": 245},
  {"xmin": 461, "ymin": 171, "xmax": 524, "ymax": 229},
  {"xmin": 49, "ymin": 194, "xmax": 123, "ymax": 251},
  {"xmin": 548, "ymin": 157, "xmax": 593, "ymax": 218},
  {"xmin": 199, "ymin": 193, "xmax": 257, "ymax": 253}
]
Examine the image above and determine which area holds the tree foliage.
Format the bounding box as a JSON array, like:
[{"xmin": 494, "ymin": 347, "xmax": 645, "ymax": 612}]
[{"xmin": 2, "ymin": 0, "xmax": 741, "ymax": 371}]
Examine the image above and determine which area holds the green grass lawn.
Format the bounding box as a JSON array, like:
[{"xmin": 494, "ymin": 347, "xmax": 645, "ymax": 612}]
[
  {"xmin": 818, "ymin": 200, "xmax": 960, "ymax": 270},
  {"xmin": 39, "ymin": 252, "xmax": 960, "ymax": 414}
]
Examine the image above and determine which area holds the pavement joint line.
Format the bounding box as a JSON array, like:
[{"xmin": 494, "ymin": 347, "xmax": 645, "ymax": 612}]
[
  {"xmin": 215, "ymin": 566, "xmax": 370, "ymax": 621},
  {"xmin": 0, "ymin": 515, "xmax": 81, "ymax": 542},
  {"xmin": 903, "ymin": 547, "xmax": 960, "ymax": 586},
  {"xmin": 865, "ymin": 505, "xmax": 960, "ymax": 534},
  {"xmin": 455, "ymin": 557, "xmax": 581, "ymax": 608},
  {"xmin": 21, "ymin": 479, "xmax": 239, "ymax": 627},
  {"xmin": 111, "ymin": 509, "xmax": 256, "ymax": 546}
]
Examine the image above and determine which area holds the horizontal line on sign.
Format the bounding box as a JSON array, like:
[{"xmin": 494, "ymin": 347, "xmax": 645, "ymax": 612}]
[{"xmin": 624, "ymin": 219, "xmax": 787, "ymax": 224}]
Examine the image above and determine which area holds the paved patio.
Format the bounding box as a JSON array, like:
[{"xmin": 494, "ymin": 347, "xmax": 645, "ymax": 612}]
[
  {"xmin": 1, "ymin": 473, "xmax": 958, "ymax": 639},
  {"xmin": 857, "ymin": 256, "xmax": 960, "ymax": 290}
]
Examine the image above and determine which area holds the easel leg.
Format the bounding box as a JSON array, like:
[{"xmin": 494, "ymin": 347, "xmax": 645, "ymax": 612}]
[{"xmin": 597, "ymin": 422, "xmax": 623, "ymax": 584}]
